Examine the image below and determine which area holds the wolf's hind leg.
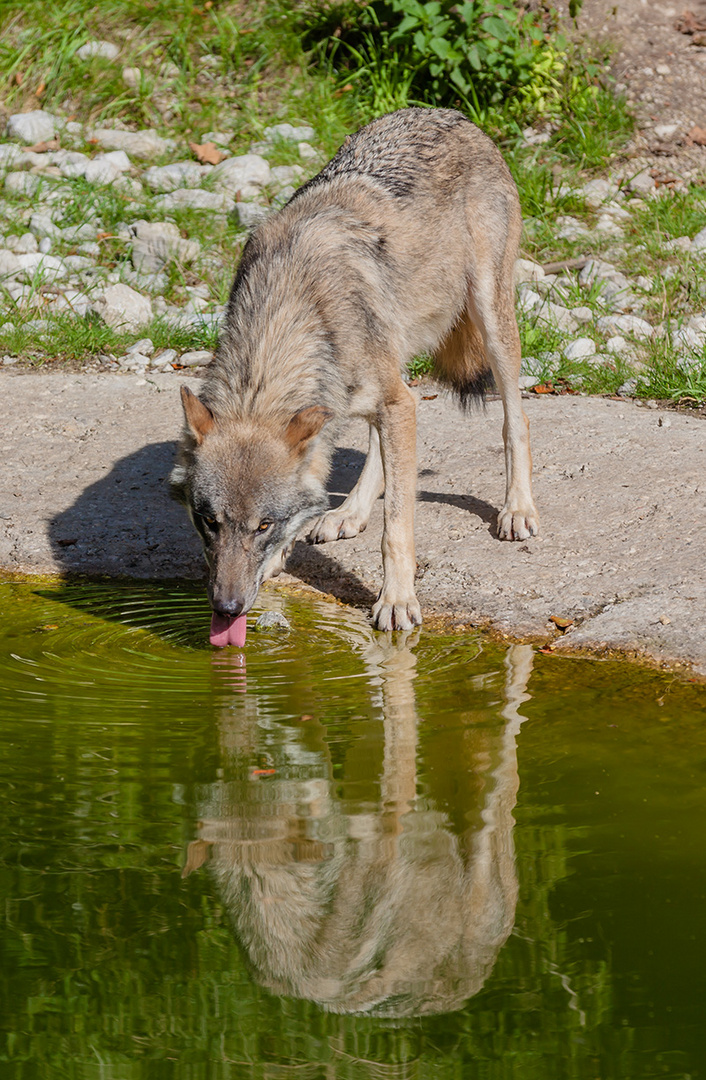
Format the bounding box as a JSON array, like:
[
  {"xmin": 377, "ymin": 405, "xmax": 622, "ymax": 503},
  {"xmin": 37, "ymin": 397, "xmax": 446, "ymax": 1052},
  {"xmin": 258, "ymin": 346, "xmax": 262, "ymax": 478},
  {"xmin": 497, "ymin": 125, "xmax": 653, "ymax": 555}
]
[{"xmin": 308, "ymin": 424, "xmax": 384, "ymax": 544}]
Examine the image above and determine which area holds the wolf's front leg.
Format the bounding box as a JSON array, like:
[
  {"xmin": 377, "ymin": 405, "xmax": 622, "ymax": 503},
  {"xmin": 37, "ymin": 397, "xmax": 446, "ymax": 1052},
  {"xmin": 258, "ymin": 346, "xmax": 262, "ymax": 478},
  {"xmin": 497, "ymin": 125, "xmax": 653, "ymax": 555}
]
[
  {"xmin": 308, "ymin": 425, "xmax": 384, "ymax": 543},
  {"xmin": 371, "ymin": 384, "xmax": 422, "ymax": 632}
]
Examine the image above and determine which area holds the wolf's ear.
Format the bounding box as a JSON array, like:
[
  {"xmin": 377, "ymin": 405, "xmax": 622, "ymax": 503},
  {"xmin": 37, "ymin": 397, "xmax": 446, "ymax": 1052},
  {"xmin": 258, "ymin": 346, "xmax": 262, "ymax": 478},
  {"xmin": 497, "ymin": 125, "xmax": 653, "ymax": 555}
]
[
  {"xmin": 285, "ymin": 406, "xmax": 334, "ymax": 451},
  {"xmin": 181, "ymin": 385, "xmax": 215, "ymax": 444}
]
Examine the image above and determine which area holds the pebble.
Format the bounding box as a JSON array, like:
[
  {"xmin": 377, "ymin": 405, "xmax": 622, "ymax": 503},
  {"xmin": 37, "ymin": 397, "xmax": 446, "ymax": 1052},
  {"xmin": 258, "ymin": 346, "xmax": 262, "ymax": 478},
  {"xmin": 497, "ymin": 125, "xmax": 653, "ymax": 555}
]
[
  {"xmin": 143, "ymin": 161, "xmax": 203, "ymax": 192},
  {"xmin": 154, "ymin": 189, "xmax": 235, "ymax": 212},
  {"xmin": 563, "ymin": 337, "xmax": 597, "ymax": 361},
  {"xmin": 76, "ymin": 40, "xmax": 120, "ymax": 61},
  {"xmin": 89, "ymin": 128, "xmax": 175, "ymax": 160},
  {"xmin": 254, "ymin": 611, "xmax": 291, "ymax": 631},
  {"xmin": 211, "ymin": 153, "xmax": 271, "ymax": 192},
  {"xmin": 89, "ymin": 283, "xmax": 153, "ymax": 331},
  {"xmin": 264, "ymin": 123, "xmax": 315, "ymax": 143},
  {"xmin": 6, "ymin": 110, "xmax": 60, "ymax": 144},
  {"xmin": 179, "ymin": 349, "xmax": 214, "ymax": 367}
]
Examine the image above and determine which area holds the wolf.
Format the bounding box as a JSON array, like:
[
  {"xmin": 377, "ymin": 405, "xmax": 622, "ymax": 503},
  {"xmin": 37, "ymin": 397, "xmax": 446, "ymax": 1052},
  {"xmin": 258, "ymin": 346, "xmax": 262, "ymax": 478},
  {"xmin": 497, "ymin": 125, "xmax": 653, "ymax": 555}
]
[{"xmin": 170, "ymin": 107, "xmax": 538, "ymax": 645}]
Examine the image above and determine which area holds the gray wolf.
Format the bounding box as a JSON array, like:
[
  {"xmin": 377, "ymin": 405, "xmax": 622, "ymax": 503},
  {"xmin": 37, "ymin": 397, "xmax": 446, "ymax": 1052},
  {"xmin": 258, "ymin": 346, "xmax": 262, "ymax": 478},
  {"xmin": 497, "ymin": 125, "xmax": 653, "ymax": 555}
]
[{"xmin": 171, "ymin": 107, "xmax": 538, "ymax": 645}]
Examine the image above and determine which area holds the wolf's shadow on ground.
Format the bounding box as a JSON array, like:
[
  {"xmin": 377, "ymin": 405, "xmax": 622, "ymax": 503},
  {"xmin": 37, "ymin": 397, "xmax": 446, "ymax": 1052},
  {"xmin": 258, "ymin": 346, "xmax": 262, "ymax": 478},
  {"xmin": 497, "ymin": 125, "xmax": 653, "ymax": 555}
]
[{"xmin": 48, "ymin": 441, "xmax": 497, "ymax": 604}]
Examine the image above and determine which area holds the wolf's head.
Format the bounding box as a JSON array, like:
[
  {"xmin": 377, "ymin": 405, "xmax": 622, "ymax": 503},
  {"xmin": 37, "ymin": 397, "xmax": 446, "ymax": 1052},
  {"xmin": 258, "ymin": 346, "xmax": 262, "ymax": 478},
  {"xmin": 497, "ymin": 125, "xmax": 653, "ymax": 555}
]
[{"xmin": 171, "ymin": 386, "xmax": 333, "ymax": 625}]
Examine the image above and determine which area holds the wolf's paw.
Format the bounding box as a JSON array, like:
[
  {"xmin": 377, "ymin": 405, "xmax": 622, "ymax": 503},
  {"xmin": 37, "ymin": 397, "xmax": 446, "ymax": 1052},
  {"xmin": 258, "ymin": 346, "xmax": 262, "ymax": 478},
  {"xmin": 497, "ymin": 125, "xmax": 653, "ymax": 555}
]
[
  {"xmin": 371, "ymin": 593, "xmax": 422, "ymax": 632},
  {"xmin": 497, "ymin": 503, "xmax": 539, "ymax": 542},
  {"xmin": 307, "ymin": 509, "xmax": 368, "ymax": 544}
]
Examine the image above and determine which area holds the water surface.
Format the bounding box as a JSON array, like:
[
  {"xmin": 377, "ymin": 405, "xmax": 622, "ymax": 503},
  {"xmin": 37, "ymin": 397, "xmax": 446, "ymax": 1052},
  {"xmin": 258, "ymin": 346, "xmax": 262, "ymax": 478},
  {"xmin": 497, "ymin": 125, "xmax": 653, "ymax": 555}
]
[{"xmin": 1, "ymin": 580, "xmax": 705, "ymax": 1079}]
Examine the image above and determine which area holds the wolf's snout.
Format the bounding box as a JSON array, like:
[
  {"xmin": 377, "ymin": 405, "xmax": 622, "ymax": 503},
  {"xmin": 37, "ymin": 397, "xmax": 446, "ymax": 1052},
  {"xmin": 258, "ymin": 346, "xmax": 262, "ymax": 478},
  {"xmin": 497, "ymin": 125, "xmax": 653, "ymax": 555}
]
[{"xmin": 211, "ymin": 594, "xmax": 247, "ymax": 618}]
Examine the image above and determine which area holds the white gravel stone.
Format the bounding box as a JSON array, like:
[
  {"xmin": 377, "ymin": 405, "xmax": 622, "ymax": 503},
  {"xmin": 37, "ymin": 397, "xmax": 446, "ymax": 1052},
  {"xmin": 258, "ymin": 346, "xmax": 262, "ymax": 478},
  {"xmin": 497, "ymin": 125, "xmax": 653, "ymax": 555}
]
[
  {"xmin": 664, "ymin": 236, "xmax": 692, "ymax": 253},
  {"xmin": 89, "ymin": 283, "xmax": 153, "ymax": 331},
  {"xmin": 0, "ymin": 251, "xmax": 22, "ymax": 278},
  {"xmin": 563, "ymin": 337, "xmax": 596, "ymax": 361},
  {"xmin": 270, "ymin": 164, "xmax": 305, "ymax": 188},
  {"xmin": 52, "ymin": 150, "xmax": 91, "ymax": 178},
  {"xmin": 151, "ymin": 348, "xmax": 177, "ymax": 367},
  {"xmin": 130, "ymin": 220, "xmax": 200, "ymax": 273},
  {"xmin": 89, "ymin": 128, "xmax": 175, "ymax": 160},
  {"xmin": 76, "ymin": 40, "xmax": 120, "ymax": 61},
  {"xmin": 84, "ymin": 150, "xmax": 131, "ymax": 185},
  {"xmin": 6, "ymin": 110, "xmax": 60, "ymax": 144},
  {"xmin": 264, "ymin": 122, "xmax": 315, "ymax": 143},
  {"xmin": 0, "ymin": 145, "xmax": 24, "ymax": 170},
  {"xmin": 179, "ymin": 349, "xmax": 213, "ymax": 366},
  {"xmin": 596, "ymin": 314, "xmax": 654, "ymax": 339},
  {"xmin": 654, "ymin": 122, "xmax": 679, "ymax": 140},
  {"xmin": 595, "ymin": 214, "xmax": 624, "ymax": 238},
  {"xmin": 154, "ymin": 189, "xmax": 235, "ymax": 213},
  {"xmin": 582, "ymin": 178, "xmax": 616, "ymax": 207},
  {"xmin": 50, "ymin": 290, "xmax": 91, "ymax": 316},
  {"xmin": 570, "ymin": 306, "xmax": 593, "ymax": 324},
  {"xmin": 7, "ymin": 233, "xmax": 38, "ymax": 254},
  {"xmin": 627, "ymin": 170, "xmax": 656, "ymax": 195},
  {"xmin": 556, "ymin": 215, "xmax": 590, "ymax": 240},
  {"xmin": 518, "ymin": 374, "xmax": 540, "ymax": 389},
  {"xmin": 60, "ymin": 223, "xmax": 99, "ymax": 243},
  {"xmin": 514, "ymin": 258, "xmax": 545, "ymax": 286},
  {"xmin": 113, "ymin": 176, "xmax": 144, "ymax": 198},
  {"xmin": 127, "ymin": 337, "xmax": 155, "ymax": 356},
  {"xmin": 143, "ymin": 161, "xmax": 202, "ymax": 192},
  {"xmin": 4, "ymin": 173, "xmax": 42, "ymax": 196},
  {"xmin": 234, "ymin": 203, "xmax": 268, "ymax": 229},
  {"xmin": 298, "ymin": 142, "xmax": 319, "ymax": 160},
  {"xmin": 38, "ymin": 237, "xmax": 52, "ymax": 254},
  {"xmin": 671, "ymin": 326, "xmax": 706, "ymax": 351},
  {"xmin": 692, "ymin": 226, "xmax": 706, "ymax": 252},
  {"xmin": 211, "ymin": 153, "xmax": 270, "ymax": 192},
  {"xmin": 536, "ymin": 301, "xmax": 579, "ymax": 333},
  {"xmin": 122, "ymin": 67, "xmax": 142, "ymax": 89},
  {"xmin": 606, "ymin": 335, "xmax": 628, "ymax": 355},
  {"xmin": 15, "ymin": 253, "xmax": 68, "ymax": 283}
]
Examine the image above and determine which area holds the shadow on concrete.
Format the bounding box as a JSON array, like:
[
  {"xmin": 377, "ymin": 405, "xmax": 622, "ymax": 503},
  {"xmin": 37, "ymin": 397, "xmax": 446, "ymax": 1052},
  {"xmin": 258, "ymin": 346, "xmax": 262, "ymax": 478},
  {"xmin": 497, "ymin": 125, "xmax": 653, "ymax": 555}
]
[
  {"xmin": 47, "ymin": 441, "xmax": 377, "ymax": 609},
  {"xmin": 418, "ymin": 490, "xmax": 498, "ymax": 533}
]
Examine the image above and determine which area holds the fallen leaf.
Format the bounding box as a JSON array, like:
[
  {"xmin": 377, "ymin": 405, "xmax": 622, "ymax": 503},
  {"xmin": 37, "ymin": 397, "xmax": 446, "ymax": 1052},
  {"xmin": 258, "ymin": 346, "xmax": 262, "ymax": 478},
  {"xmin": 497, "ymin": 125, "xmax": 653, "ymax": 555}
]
[
  {"xmin": 533, "ymin": 383, "xmax": 555, "ymax": 394},
  {"xmin": 549, "ymin": 615, "xmax": 573, "ymax": 630},
  {"xmin": 14, "ymin": 72, "xmax": 22, "ymax": 86},
  {"xmin": 421, "ymin": 393, "xmax": 438, "ymax": 400},
  {"xmin": 252, "ymin": 768, "xmax": 277, "ymax": 777},
  {"xmin": 23, "ymin": 138, "xmax": 59, "ymax": 153},
  {"xmin": 538, "ymin": 644, "xmax": 556, "ymax": 654},
  {"xmin": 189, "ymin": 139, "xmax": 225, "ymax": 165},
  {"xmin": 42, "ymin": 624, "xmax": 59, "ymax": 631},
  {"xmin": 36, "ymin": 81, "xmax": 46, "ymax": 98},
  {"xmin": 686, "ymin": 124, "xmax": 706, "ymax": 146},
  {"xmin": 675, "ymin": 10, "xmax": 706, "ymax": 33}
]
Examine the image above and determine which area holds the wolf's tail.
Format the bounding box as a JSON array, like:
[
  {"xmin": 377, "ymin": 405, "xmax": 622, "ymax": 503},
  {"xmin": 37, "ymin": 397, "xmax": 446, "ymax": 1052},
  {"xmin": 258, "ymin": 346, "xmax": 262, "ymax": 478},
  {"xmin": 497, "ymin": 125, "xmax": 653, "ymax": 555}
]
[{"xmin": 430, "ymin": 307, "xmax": 495, "ymax": 409}]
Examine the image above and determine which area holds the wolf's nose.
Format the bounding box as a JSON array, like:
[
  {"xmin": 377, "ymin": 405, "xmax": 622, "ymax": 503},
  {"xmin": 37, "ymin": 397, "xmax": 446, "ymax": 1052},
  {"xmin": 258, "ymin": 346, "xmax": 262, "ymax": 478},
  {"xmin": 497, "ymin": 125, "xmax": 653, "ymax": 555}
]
[{"xmin": 213, "ymin": 597, "xmax": 245, "ymax": 618}]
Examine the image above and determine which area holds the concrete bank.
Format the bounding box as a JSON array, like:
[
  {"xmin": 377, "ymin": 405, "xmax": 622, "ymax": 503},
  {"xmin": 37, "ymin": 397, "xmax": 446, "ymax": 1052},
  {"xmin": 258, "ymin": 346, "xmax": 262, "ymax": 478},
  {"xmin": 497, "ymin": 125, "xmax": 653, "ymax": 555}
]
[{"xmin": 1, "ymin": 371, "xmax": 705, "ymax": 676}]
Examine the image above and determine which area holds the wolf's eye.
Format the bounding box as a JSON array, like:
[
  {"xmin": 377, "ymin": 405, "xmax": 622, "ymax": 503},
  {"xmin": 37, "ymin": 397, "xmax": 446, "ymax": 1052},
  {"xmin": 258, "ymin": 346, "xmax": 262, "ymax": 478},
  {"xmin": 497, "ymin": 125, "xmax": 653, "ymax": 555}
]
[
  {"xmin": 257, "ymin": 521, "xmax": 272, "ymax": 533},
  {"xmin": 197, "ymin": 512, "xmax": 217, "ymax": 530}
]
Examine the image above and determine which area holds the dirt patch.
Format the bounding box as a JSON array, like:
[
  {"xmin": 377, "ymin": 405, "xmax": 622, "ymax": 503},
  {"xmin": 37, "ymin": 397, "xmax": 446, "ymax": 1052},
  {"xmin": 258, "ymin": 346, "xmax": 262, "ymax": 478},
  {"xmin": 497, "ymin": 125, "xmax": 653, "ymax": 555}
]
[{"xmin": 562, "ymin": 0, "xmax": 706, "ymax": 176}]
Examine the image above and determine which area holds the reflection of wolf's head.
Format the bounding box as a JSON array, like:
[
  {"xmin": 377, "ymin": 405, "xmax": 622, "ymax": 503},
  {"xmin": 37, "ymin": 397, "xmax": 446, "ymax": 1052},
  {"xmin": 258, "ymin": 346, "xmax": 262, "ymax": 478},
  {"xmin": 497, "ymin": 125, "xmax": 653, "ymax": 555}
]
[{"xmin": 170, "ymin": 388, "xmax": 333, "ymax": 618}]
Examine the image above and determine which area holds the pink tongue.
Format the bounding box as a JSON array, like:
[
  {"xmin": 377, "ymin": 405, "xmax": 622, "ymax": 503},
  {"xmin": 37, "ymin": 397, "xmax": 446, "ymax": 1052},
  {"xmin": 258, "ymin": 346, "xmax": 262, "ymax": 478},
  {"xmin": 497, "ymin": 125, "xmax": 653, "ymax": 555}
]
[{"xmin": 210, "ymin": 612, "xmax": 247, "ymax": 648}]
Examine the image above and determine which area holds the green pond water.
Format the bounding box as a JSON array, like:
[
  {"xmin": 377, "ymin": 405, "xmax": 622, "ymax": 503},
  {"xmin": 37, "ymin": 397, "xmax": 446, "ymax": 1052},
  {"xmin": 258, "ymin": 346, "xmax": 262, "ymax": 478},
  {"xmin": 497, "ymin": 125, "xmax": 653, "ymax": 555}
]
[{"xmin": 1, "ymin": 580, "xmax": 705, "ymax": 1080}]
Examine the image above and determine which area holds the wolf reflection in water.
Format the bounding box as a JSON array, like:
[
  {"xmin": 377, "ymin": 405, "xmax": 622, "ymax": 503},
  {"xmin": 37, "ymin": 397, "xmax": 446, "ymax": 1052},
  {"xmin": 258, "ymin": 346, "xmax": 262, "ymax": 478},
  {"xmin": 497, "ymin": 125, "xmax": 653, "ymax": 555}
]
[{"xmin": 185, "ymin": 637, "xmax": 533, "ymax": 1018}]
